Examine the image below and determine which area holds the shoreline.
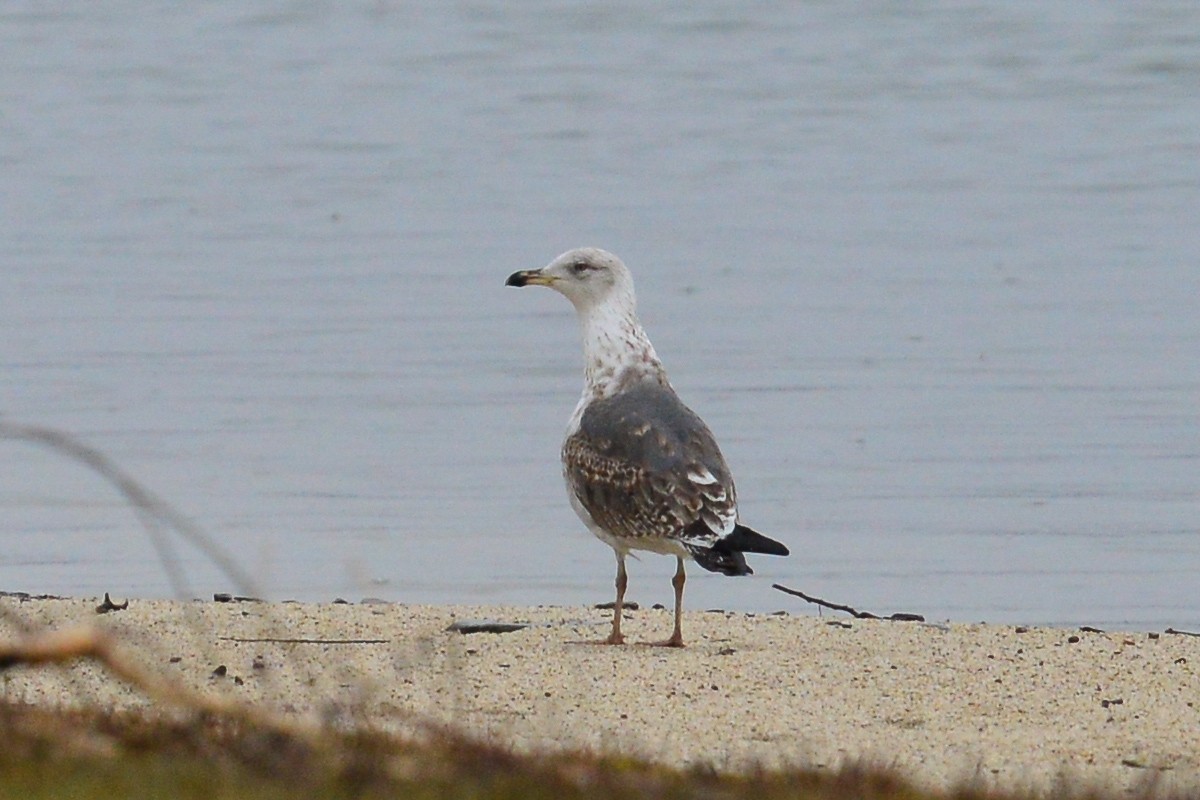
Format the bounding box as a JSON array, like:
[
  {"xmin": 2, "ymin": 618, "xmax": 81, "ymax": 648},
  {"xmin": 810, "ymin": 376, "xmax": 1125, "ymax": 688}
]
[{"xmin": 2, "ymin": 595, "xmax": 1198, "ymax": 794}]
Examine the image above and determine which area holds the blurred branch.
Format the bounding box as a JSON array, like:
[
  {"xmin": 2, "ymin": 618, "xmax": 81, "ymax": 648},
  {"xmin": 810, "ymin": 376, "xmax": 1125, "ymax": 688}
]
[{"xmin": 0, "ymin": 421, "xmax": 259, "ymax": 598}]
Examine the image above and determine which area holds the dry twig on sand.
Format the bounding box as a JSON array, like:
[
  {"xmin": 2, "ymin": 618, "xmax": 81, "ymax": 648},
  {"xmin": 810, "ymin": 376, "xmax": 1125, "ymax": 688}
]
[{"xmin": 772, "ymin": 583, "xmax": 925, "ymax": 622}]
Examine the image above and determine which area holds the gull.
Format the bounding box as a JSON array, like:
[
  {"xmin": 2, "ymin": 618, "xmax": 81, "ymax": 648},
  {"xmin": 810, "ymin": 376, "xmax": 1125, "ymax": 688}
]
[{"xmin": 505, "ymin": 247, "xmax": 789, "ymax": 647}]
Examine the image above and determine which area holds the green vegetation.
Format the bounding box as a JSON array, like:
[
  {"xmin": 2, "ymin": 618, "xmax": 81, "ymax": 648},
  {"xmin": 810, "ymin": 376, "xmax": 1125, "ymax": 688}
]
[{"xmin": 0, "ymin": 700, "xmax": 1173, "ymax": 800}]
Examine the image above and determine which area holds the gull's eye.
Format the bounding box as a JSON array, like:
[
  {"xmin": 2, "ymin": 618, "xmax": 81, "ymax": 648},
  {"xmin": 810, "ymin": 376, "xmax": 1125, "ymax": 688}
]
[{"xmin": 570, "ymin": 261, "xmax": 591, "ymax": 275}]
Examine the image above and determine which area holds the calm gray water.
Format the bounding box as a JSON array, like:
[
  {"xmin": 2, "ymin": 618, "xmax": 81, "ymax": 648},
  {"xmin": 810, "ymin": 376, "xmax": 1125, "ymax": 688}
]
[{"xmin": 2, "ymin": 3, "xmax": 1198, "ymax": 629}]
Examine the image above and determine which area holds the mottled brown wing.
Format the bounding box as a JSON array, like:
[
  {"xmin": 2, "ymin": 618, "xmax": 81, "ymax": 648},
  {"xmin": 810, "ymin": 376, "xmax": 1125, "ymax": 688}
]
[{"xmin": 562, "ymin": 382, "xmax": 738, "ymax": 546}]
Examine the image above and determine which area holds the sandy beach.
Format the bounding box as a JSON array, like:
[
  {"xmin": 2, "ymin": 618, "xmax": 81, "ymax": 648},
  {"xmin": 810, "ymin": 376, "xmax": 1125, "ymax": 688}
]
[{"xmin": 2, "ymin": 595, "xmax": 1197, "ymax": 795}]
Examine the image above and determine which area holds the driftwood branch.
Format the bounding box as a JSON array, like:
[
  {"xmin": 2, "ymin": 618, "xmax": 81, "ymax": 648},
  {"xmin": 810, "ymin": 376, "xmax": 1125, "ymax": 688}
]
[
  {"xmin": 0, "ymin": 626, "xmax": 308, "ymax": 735},
  {"xmin": 772, "ymin": 583, "xmax": 924, "ymax": 622}
]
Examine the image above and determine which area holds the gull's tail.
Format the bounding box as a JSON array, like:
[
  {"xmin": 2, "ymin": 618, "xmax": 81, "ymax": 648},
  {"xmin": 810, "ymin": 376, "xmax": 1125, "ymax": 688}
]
[
  {"xmin": 720, "ymin": 524, "xmax": 789, "ymax": 557},
  {"xmin": 687, "ymin": 524, "xmax": 789, "ymax": 576}
]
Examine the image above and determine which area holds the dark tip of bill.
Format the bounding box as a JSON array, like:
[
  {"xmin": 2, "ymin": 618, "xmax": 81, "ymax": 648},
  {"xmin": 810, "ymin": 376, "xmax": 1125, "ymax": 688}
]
[{"xmin": 505, "ymin": 271, "xmax": 527, "ymax": 287}]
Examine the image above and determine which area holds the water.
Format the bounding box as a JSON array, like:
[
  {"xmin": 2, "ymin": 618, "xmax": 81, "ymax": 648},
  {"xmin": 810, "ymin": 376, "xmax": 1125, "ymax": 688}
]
[{"xmin": 2, "ymin": 3, "xmax": 1197, "ymax": 630}]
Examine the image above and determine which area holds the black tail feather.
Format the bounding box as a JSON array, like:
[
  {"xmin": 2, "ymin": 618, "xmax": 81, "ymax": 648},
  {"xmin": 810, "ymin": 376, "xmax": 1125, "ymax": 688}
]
[
  {"xmin": 687, "ymin": 545, "xmax": 751, "ymax": 576},
  {"xmin": 719, "ymin": 524, "xmax": 790, "ymax": 557},
  {"xmin": 686, "ymin": 523, "xmax": 788, "ymax": 576}
]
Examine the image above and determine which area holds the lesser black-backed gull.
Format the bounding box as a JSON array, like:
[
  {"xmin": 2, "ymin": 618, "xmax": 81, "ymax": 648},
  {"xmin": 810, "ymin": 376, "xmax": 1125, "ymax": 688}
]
[{"xmin": 506, "ymin": 247, "xmax": 789, "ymax": 647}]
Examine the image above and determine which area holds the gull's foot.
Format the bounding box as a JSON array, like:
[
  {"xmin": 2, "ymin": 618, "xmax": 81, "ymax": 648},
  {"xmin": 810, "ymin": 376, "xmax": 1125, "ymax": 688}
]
[
  {"xmin": 639, "ymin": 633, "xmax": 685, "ymax": 648},
  {"xmin": 570, "ymin": 631, "xmax": 626, "ymax": 645}
]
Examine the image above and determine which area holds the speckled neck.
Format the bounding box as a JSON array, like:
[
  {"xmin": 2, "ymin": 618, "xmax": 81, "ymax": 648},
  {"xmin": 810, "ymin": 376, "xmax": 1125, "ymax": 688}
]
[{"xmin": 577, "ymin": 300, "xmax": 668, "ymax": 400}]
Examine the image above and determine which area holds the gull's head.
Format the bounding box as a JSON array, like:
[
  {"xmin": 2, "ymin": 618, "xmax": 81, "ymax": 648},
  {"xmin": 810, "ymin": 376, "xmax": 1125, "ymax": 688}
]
[{"xmin": 505, "ymin": 247, "xmax": 635, "ymax": 315}]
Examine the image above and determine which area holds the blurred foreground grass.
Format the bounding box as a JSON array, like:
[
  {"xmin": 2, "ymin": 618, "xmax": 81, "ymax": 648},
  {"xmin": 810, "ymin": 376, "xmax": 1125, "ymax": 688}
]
[{"xmin": 0, "ymin": 699, "xmax": 1170, "ymax": 800}]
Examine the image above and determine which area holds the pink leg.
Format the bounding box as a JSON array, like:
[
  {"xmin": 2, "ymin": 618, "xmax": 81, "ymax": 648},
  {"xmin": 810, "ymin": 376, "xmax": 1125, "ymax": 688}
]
[
  {"xmin": 651, "ymin": 557, "xmax": 686, "ymax": 648},
  {"xmin": 605, "ymin": 554, "xmax": 628, "ymax": 645},
  {"xmin": 572, "ymin": 553, "xmax": 628, "ymax": 646}
]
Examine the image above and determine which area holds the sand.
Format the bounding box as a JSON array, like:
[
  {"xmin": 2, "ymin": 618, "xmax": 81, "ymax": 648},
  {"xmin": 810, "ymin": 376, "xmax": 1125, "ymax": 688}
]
[{"xmin": 2, "ymin": 594, "xmax": 1198, "ymax": 794}]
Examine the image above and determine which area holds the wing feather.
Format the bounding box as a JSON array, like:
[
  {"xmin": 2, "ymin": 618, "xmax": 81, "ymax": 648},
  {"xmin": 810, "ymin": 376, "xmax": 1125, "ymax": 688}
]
[{"xmin": 562, "ymin": 382, "xmax": 738, "ymax": 546}]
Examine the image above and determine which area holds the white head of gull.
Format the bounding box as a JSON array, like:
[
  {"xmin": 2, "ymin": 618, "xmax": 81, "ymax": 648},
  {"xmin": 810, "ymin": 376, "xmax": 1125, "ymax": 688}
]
[{"xmin": 506, "ymin": 247, "xmax": 789, "ymax": 647}]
